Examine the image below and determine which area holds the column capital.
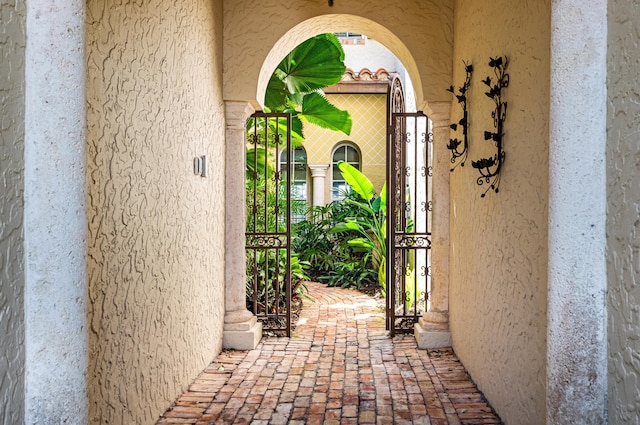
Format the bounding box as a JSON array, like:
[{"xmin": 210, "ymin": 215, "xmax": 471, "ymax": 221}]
[
  {"xmin": 225, "ymin": 101, "xmax": 255, "ymax": 130},
  {"xmin": 309, "ymin": 164, "xmax": 330, "ymax": 177},
  {"xmin": 419, "ymin": 101, "xmax": 451, "ymax": 128}
]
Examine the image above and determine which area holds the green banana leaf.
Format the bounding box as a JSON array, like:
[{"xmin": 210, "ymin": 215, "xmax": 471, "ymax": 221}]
[
  {"xmin": 347, "ymin": 238, "xmax": 374, "ymax": 251},
  {"xmin": 337, "ymin": 161, "xmax": 375, "ymax": 201},
  {"xmin": 330, "ymin": 221, "xmax": 363, "ymax": 233}
]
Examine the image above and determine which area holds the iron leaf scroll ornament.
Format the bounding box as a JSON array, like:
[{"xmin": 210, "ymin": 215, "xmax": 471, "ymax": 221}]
[
  {"xmin": 447, "ymin": 61, "xmax": 473, "ymax": 171},
  {"xmin": 472, "ymin": 56, "xmax": 509, "ymax": 197}
]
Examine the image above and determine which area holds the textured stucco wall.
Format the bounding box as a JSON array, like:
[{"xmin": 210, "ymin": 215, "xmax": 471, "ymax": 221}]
[
  {"xmin": 0, "ymin": 1, "xmax": 25, "ymax": 424},
  {"xmin": 86, "ymin": 1, "xmax": 226, "ymax": 423},
  {"xmin": 223, "ymin": 0, "xmax": 453, "ymax": 108},
  {"xmin": 449, "ymin": 1, "xmax": 550, "ymax": 423},
  {"xmin": 607, "ymin": 1, "xmax": 640, "ymax": 423}
]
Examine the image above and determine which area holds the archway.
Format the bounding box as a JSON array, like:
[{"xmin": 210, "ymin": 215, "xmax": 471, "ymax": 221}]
[
  {"xmin": 223, "ymin": 13, "xmax": 452, "ymax": 349},
  {"xmin": 256, "ymin": 15, "xmax": 425, "ymax": 109}
]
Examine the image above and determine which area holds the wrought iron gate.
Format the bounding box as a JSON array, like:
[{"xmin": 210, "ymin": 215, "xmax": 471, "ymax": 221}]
[
  {"xmin": 386, "ymin": 111, "xmax": 432, "ymax": 336},
  {"xmin": 246, "ymin": 112, "xmax": 292, "ymax": 336}
]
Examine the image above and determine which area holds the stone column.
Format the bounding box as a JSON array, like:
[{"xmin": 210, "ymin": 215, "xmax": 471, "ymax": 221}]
[
  {"xmin": 309, "ymin": 164, "xmax": 330, "ymax": 207},
  {"xmin": 24, "ymin": 1, "xmax": 88, "ymax": 423},
  {"xmin": 223, "ymin": 100, "xmax": 262, "ymax": 350},
  {"xmin": 415, "ymin": 101, "xmax": 452, "ymax": 348},
  {"xmin": 547, "ymin": 0, "xmax": 607, "ymax": 422}
]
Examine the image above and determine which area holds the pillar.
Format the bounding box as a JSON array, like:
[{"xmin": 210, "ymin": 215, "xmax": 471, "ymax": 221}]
[
  {"xmin": 309, "ymin": 164, "xmax": 330, "ymax": 207},
  {"xmin": 415, "ymin": 101, "xmax": 452, "ymax": 348},
  {"xmin": 24, "ymin": 1, "xmax": 88, "ymax": 423},
  {"xmin": 223, "ymin": 100, "xmax": 262, "ymax": 350},
  {"xmin": 547, "ymin": 0, "xmax": 607, "ymax": 422}
]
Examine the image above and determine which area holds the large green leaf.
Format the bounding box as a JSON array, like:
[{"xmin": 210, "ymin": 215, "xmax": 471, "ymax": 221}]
[
  {"xmin": 330, "ymin": 221, "xmax": 363, "ymax": 233},
  {"xmin": 298, "ymin": 92, "xmax": 352, "ymax": 135},
  {"xmin": 347, "ymin": 238, "xmax": 374, "ymax": 250},
  {"xmin": 277, "ymin": 33, "xmax": 346, "ymax": 94},
  {"xmin": 344, "ymin": 199, "xmax": 375, "ymax": 217},
  {"xmin": 264, "ymin": 73, "xmax": 288, "ymax": 110},
  {"xmin": 337, "ymin": 161, "xmax": 374, "ymax": 201}
]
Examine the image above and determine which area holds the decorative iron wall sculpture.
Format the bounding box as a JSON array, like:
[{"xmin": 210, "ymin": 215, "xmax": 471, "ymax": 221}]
[
  {"xmin": 447, "ymin": 61, "xmax": 473, "ymax": 171},
  {"xmin": 472, "ymin": 56, "xmax": 509, "ymax": 197}
]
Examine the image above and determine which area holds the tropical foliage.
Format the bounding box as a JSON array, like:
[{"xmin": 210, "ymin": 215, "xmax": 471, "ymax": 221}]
[
  {"xmin": 245, "ymin": 33, "xmax": 353, "ymax": 312},
  {"xmin": 328, "ymin": 162, "xmax": 387, "ymax": 295},
  {"xmin": 292, "ymin": 195, "xmax": 376, "ymax": 288},
  {"xmin": 264, "ymin": 33, "xmax": 352, "ymax": 139}
]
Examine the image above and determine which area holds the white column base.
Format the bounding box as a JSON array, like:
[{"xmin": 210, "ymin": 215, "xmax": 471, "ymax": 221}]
[
  {"xmin": 415, "ymin": 321, "xmax": 452, "ymax": 349},
  {"xmin": 223, "ymin": 316, "xmax": 262, "ymax": 350}
]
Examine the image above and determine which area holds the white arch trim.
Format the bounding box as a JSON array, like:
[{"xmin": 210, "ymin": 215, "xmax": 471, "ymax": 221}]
[{"xmin": 256, "ymin": 14, "xmax": 425, "ymax": 110}]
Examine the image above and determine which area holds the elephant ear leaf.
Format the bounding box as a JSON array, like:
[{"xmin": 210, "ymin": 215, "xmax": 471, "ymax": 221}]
[{"xmin": 337, "ymin": 161, "xmax": 374, "ymax": 202}]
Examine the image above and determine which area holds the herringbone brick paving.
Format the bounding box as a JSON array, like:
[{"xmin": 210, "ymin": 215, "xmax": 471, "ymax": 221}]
[{"xmin": 157, "ymin": 281, "xmax": 502, "ymax": 425}]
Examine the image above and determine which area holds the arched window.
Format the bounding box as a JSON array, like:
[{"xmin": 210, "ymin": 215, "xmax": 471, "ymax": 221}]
[
  {"xmin": 332, "ymin": 143, "xmax": 361, "ymax": 201},
  {"xmin": 280, "ymin": 147, "xmax": 308, "ymax": 221}
]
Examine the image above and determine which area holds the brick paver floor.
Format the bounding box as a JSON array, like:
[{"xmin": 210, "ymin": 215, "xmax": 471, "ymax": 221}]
[{"xmin": 158, "ymin": 281, "xmax": 502, "ymax": 425}]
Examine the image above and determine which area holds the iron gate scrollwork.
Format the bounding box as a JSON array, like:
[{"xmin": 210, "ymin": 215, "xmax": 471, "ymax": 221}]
[
  {"xmin": 386, "ymin": 111, "xmax": 432, "ymax": 336},
  {"xmin": 246, "ymin": 112, "xmax": 292, "ymax": 336}
]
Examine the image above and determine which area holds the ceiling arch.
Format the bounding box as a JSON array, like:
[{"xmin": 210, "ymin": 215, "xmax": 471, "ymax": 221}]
[
  {"xmin": 256, "ymin": 15, "xmax": 423, "ymax": 108},
  {"xmin": 222, "ymin": 1, "xmax": 453, "ymax": 112}
]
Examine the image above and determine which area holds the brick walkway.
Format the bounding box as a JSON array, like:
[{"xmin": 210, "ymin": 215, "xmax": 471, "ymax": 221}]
[{"xmin": 158, "ymin": 281, "xmax": 502, "ymax": 425}]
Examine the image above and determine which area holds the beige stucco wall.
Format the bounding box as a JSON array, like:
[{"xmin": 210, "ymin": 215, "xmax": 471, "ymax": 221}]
[
  {"xmin": 223, "ymin": 0, "xmax": 453, "ymax": 110},
  {"xmin": 304, "ymin": 94, "xmax": 387, "ymax": 202},
  {"xmin": 449, "ymin": 0, "xmax": 550, "ymax": 423},
  {"xmin": 0, "ymin": 1, "xmax": 25, "ymax": 423},
  {"xmin": 85, "ymin": 1, "xmax": 226, "ymax": 423},
  {"xmin": 607, "ymin": 1, "xmax": 640, "ymax": 423}
]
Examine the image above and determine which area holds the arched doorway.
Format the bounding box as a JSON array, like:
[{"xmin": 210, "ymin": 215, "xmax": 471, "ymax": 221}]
[{"xmin": 222, "ymin": 12, "xmax": 453, "ymax": 348}]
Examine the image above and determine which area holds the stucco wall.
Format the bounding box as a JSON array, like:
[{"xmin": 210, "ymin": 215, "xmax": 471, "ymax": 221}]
[
  {"xmin": 304, "ymin": 94, "xmax": 387, "ymax": 202},
  {"xmin": 607, "ymin": 1, "xmax": 640, "ymax": 423},
  {"xmin": 449, "ymin": 0, "xmax": 550, "ymax": 423},
  {"xmin": 85, "ymin": 1, "xmax": 226, "ymax": 423},
  {"xmin": 223, "ymin": 0, "xmax": 453, "ymax": 109},
  {"xmin": 0, "ymin": 1, "xmax": 25, "ymax": 424}
]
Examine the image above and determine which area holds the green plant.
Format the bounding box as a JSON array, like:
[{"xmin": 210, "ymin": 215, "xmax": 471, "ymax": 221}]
[
  {"xmin": 246, "ymin": 249, "xmax": 310, "ymax": 313},
  {"xmin": 292, "ymin": 197, "xmax": 371, "ymax": 283},
  {"xmin": 291, "ymin": 256, "xmax": 312, "ymax": 300},
  {"xmin": 246, "ymin": 174, "xmax": 309, "ymax": 313},
  {"xmin": 329, "ymin": 161, "xmax": 388, "ymax": 296},
  {"xmin": 319, "ymin": 260, "xmax": 376, "ymax": 289},
  {"xmin": 291, "ymin": 208, "xmax": 335, "ymax": 278},
  {"xmin": 246, "ymin": 33, "xmax": 357, "ymax": 307},
  {"xmin": 265, "ymin": 33, "xmax": 352, "ymax": 139}
]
